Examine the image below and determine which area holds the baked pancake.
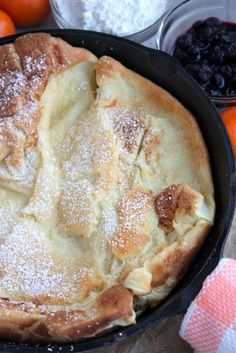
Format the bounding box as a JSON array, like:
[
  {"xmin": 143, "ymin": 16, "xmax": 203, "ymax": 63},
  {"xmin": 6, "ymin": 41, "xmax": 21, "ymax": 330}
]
[{"xmin": 0, "ymin": 34, "xmax": 215, "ymax": 343}]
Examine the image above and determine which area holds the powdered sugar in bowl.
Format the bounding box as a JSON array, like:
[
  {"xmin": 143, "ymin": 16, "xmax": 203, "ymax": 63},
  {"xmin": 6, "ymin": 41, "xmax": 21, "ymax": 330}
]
[{"xmin": 49, "ymin": 0, "xmax": 168, "ymax": 42}]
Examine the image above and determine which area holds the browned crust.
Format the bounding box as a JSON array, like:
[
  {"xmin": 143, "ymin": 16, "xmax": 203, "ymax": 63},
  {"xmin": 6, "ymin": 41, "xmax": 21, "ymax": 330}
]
[
  {"xmin": 110, "ymin": 189, "xmax": 153, "ymax": 259},
  {"xmin": 154, "ymin": 184, "xmax": 206, "ymax": 232},
  {"xmin": 0, "ymin": 33, "xmax": 97, "ymax": 165},
  {"xmin": 143, "ymin": 129, "xmax": 160, "ymax": 160},
  {"xmin": 0, "ymin": 43, "xmax": 25, "ymax": 118},
  {"xmin": 154, "ymin": 184, "xmax": 184, "ymax": 231},
  {"xmin": 15, "ymin": 34, "xmax": 96, "ymax": 101},
  {"xmin": 111, "ymin": 228, "xmax": 150, "ymax": 259},
  {"xmin": 0, "ymin": 285, "xmax": 134, "ymax": 343},
  {"xmin": 148, "ymin": 222, "xmax": 212, "ymax": 289},
  {"xmin": 113, "ymin": 110, "xmax": 145, "ymax": 153}
]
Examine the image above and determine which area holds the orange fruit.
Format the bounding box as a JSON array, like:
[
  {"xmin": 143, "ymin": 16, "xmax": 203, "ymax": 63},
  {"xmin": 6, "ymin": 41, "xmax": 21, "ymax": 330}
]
[
  {"xmin": 0, "ymin": 9, "xmax": 16, "ymax": 38},
  {"xmin": 221, "ymin": 106, "xmax": 236, "ymax": 157},
  {"xmin": 0, "ymin": 0, "xmax": 51, "ymax": 27}
]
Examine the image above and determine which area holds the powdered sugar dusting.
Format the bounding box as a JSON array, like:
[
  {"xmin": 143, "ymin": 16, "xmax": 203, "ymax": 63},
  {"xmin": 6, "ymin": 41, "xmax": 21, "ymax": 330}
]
[
  {"xmin": 101, "ymin": 206, "xmax": 119, "ymax": 237},
  {"xmin": 0, "ymin": 198, "xmax": 23, "ymax": 237},
  {"xmin": 23, "ymin": 54, "xmax": 49, "ymax": 93},
  {"xmin": 62, "ymin": 112, "xmax": 114, "ymax": 185},
  {"xmin": 118, "ymin": 190, "xmax": 151, "ymax": 228},
  {"xmin": 0, "ymin": 46, "xmax": 61, "ymax": 165},
  {"xmin": 111, "ymin": 227, "xmax": 148, "ymax": 253},
  {"xmin": 0, "ymin": 149, "xmax": 39, "ymax": 190},
  {"xmin": 0, "ymin": 70, "xmax": 26, "ymax": 115},
  {"xmin": 23, "ymin": 160, "xmax": 60, "ymax": 222},
  {"xmin": 0, "ymin": 221, "xmax": 64, "ymax": 297},
  {"xmin": 24, "ymin": 54, "xmax": 47, "ymax": 74},
  {"xmin": 0, "ymin": 117, "xmax": 25, "ymax": 146},
  {"xmin": 62, "ymin": 124, "xmax": 93, "ymax": 178},
  {"xmin": 15, "ymin": 99, "xmax": 39, "ymax": 133},
  {"xmin": 0, "ymin": 220, "xmax": 94, "ymax": 299},
  {"xmin": 110, "ymin": 190, "xmax": 151, "ymax": 255},
  {"xmin": 60, "ymin": 178, "xmax": 95, "ymax": 237},
  {"xmin": 111, "ymin": 106, "xmax": 145, "ymax": 154}
]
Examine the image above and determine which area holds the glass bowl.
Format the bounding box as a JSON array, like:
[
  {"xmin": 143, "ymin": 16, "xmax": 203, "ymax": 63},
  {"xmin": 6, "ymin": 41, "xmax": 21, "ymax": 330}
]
[
  {"xmin": 156, "ymin": 0, "xmax": 236, "ymax": 106},
  {"xmin": 49, "ymin": 0, "xmax": 173, "ymax": 43}
]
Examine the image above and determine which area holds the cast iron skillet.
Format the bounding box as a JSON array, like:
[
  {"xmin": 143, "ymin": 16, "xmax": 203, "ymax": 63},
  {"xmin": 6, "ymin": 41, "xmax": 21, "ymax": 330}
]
[{"xmin": 0, "ymin": 30, "xmax": 235, "ymax": 353}]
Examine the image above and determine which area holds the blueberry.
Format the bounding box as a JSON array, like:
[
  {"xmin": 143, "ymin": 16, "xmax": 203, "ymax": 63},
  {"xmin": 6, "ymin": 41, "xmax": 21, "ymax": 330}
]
[
  {"xmin": 224, "ymin": 44, "xmax": 236, "ymax": 59},
  {"xmin": 205, "ymin": 17, "xmax": 222, "ymax": 28},
  {"xmin": 198, "ymin": 64, "xmax": 212, "ymax": 83},
  {"xmin": 227, "ymin": 88, "xmax": 236, "ymax": 96},
  {"xmin": 220, "ymin": 65, "xmax": 232, "ymax": 78},
  {"xmin": 211, "ymin": 64, "xmax": 220, "ymax": 72},
  {"xmin": 187, "ymin": 45, "xmax": 201, "ymax": 62},
  {"xmin": 212, "ymin": 73, "xmax": 225, "ymax": 88},
  {"xmin": 201, "ymin": 59, "xmax": 210, "ymax": 65},
  {"xmin": 198, "ymin": 42, "xmax": 211, "ymax": 50},
  {"xmin": 195, "ymin": 26, "xmax": 213, "ymax": 43},
  {"xmin": 192, "ymin": 20, "xmax": 205, "ymax": 30},
  {"xmin": 231, "ymin": 65, "xmax": 236, "ymax": 74},
  {"xmin": 211, "ymin": 45, "xmax": 221, "ymax": 53},
  {"xmin": 173, "ymin": 16, "xmax": 236, "ymax": 93},
  {"xmin": 177, "ymin": 33, "xmax": 193, "ymax": 49},
  {"xmin": 218, "ymin": 33, "xmax": 232, "ymax": 44},
  {"xmin": 209, "ymin": 45, "xmax": 225, "ymax": 63},
  {"xmin": 208, "ymin": 89, "xmax": 222, "ymax": 97},
  {"xmin": 210, "ymin": 32, "xmax": 221, "ymax": 42},
  {"xmin": 228, "ymin": 31, "xmax": 236, "ymax": 45},
  {"xmin": 219, "ymin": 26, "xmax": 227, "ymax": 35}
]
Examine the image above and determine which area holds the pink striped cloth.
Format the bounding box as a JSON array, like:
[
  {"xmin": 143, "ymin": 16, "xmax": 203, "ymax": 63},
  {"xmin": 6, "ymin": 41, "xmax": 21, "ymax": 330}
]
[{"xmin": 180, "ymin": 258, "xmax": 236, "ymax": 353}]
